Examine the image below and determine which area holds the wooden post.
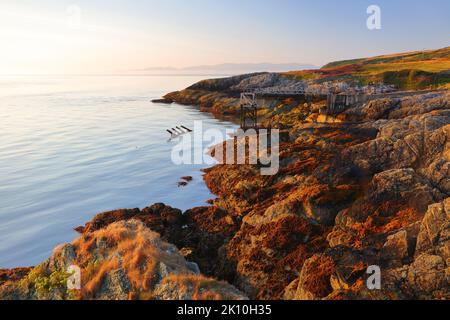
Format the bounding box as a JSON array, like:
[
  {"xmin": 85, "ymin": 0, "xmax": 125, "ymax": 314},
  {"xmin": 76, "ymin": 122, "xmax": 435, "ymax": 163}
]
[{"xmin": 240, "ymin": 93, "xmax": 258, "ymax": 130}]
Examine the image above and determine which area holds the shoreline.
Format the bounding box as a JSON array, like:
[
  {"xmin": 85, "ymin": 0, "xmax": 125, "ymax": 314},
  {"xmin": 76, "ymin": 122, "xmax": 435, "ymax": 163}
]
[
  {"xmin": 0, "ymin": 83, "xmax": 237, "ymax": 269},
  {"xmin": 0, "ymin": 96, "xmax": 237, "ymax": 269},
  {"xmin": 1, "ymin": 65, "xmax": 449, "ymax": 299}
]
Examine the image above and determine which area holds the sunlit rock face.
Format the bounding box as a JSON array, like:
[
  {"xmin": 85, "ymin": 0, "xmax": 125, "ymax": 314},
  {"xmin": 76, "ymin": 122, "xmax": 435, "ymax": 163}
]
[
  {"xmin": 0, "ymin": 220, "xmax": 247, "ymax": 300},
  {"xmin": 1, "ymin": 65, "xmax": 449, "ymax": 300},
  {"xmin": 164, "ymin": 80, "xmax": 449, "ymax": 300}
]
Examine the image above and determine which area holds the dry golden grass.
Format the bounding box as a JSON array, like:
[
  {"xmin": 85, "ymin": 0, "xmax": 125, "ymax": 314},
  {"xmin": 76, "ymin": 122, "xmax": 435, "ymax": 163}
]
[
  {"xmin": 283, "ymin": 70, "xmax": 321, "ymax": 81},
  {"xmin": 72, "ymin": 220, "xmax": 191, "ymax": 299},
  {"xmin": 360, "ymin": 59, "xmax": 450, "ymax": 75},
  {"xmin": 284, "ymin": 46, "xmax": 450, "ymax": 89},
  {"xmin": 83, "ymin": 258, "xmax": 119, "ymax": 295}
]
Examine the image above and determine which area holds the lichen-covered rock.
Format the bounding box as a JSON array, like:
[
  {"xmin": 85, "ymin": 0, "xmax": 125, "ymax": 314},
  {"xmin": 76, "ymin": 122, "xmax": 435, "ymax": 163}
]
[
  {"xmin": 380, "ymin": 230, "xmax": 410, "ymax": 268},
  {"xmin": 96, "ymin": 269, "xmax": 132, "ymax": 300},
  {"xmin": 293, "ymin": 254, "xmax": 336, "ymax": 300},
  {"xmin": 162, "ymin": 88, "xmax": 450, "ymax": 300},
  {"xmin": 343, "ymin": 96, "xmax": 449, "ymax": 178},
  {"xmin": 405, "ymin": 254, "xmax": 449, "ymax": 299},
  {"xmin": 0, "ymin": 220, "xmax": 246, "ymax": 300},
  {"xmin": 158, "ymin": 76, "xmax": 450, "ymax": 301},
  {"xmin": 153, "ymin": 275, "xmax": 248, "ymax": 300},
  {"xmin": 343, "ymin": 92, "xmax": 449, "ymax": 121},
  {"xmin": 415, "ymin": 198, "xmax": 450, "ymax": 258},
  {"xmin": 3, "ymin": 71, "xmax": 449, "ymax": 301}
]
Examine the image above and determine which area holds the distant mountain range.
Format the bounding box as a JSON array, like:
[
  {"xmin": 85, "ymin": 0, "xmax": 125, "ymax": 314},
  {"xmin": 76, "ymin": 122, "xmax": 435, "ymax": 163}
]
[{"xmin": 137, "ymin": 63, "xmax": 318, "ymax": 75}]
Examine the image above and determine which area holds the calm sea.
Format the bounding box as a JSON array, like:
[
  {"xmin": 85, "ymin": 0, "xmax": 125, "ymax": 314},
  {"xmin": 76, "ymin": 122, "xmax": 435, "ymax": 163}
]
[{"xmin": 0, "ymin": 75, "xmax": 236, "ymax": 268}]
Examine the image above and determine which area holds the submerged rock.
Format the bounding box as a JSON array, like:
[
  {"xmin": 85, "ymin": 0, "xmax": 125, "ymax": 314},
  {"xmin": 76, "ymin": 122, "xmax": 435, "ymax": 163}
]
[{"xmin": 151, "ymin": 98, "xmax": 173, "ymax": 104}]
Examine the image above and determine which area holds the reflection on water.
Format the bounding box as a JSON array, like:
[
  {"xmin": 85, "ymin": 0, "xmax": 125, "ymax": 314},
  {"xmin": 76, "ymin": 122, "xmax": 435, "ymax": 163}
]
[{"xmin": 0, "ymin": 75, "xmax": 236, "ymax": 268}]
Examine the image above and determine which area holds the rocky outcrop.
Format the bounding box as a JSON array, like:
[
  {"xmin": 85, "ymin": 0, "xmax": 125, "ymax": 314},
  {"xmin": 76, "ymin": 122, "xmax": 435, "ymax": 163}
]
[
  {"xmin": 415, "ymin": 198, "xmax": 450, "ymax": 257},
  {"xmin": 0, "ymin": 220, "xmax": 247, "ymax": 300},
  {"xmin": 74, "ymin": 203, "xmax": 240, "ymax": 277},
  {"xmin": 164, "ymin": 89, "xmax": 241, "ymax": 116},
  {"xmin": 0, "ymin": 268, "xmax": 32, "ymax": 286},
  {"xmin": 187, "ymin": 73, "xmax": 267, "ymax": 92},
  {"xmin": 195, "ymin": 89, "xmax": 448, "ymax": 300},
  {"xmin": 2, "ymin": 72, "xmax": 449, "ymax": 300},
  {"xmin": 153, "ymin": 275, "xmax": 246, "ymax": 300},
  {"xmin": 282, "ymin": 198, "xmax": 449, "ymax": 300}
]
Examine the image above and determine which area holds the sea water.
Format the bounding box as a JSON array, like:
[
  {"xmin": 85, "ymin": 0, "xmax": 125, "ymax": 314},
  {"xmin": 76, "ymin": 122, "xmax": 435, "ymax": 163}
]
[{"xmin": 0, "ymin": 75, "xmax": 236, "ymax": 268}]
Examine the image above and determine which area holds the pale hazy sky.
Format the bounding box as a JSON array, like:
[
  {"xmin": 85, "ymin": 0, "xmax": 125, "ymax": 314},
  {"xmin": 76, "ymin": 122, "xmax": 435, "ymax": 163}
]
[{"xmin": 0, "ymin": 0, "xmax": 449, "ymax": 75}]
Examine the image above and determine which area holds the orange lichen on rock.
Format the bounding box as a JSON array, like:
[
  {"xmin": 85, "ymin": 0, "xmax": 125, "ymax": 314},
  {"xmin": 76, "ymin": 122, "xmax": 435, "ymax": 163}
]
[
  {"xmin": 0, "ymin": 220, "xmax": 247, "ymax": 300},
  {"xmin": 350, "ymin": 207, "xmax": 422, "ymax": 240},
  {"xmin": 155, "ymin": 274, "xmax": 247, "ymax": 300},
  {"xmin": 297, "ymin": 255, "xmax": 336, "ymax": 299},
  {"xmin": 72, "ymin": 221, "xmax": 187, "ymax": 298}
]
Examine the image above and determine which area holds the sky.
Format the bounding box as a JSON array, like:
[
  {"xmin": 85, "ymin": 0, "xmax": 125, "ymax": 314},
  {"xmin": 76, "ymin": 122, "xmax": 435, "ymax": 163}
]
[{"xmin": 0, "ymin": 0, "xmax": 449, "ymax": 75}]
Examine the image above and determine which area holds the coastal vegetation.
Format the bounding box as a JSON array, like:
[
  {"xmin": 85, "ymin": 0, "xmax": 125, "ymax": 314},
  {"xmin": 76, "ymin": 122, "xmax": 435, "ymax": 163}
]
[
  {"xmin": 0, "ymin": 46, "xmax": 449, "ymax": 300},
  {"xmin": 287, "ymin": 46, "xmax": 450, "ymax": 90}
]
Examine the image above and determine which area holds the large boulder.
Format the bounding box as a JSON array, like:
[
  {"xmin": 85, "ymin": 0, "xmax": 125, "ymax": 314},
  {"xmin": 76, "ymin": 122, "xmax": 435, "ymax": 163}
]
[
  {"xmin": 292, "ymin": 254, "xmax": 336, "ymax": 300},
  {"xmin": 343, "ymin": 94, "xmax": 450, "ymax": 178},
  {"xmin": 415, "ymin": 198, "xmax": 450, "ymax": 261},
  {"xmin": 380, "ymin": 230, "xmax": 410, "ymax": 268},
  {"xmin": 0, "ymin": 220, "xmax": 247, "ymax": 300},
  {"xmin": 330, "ymin": 168, "xmax": 445, "ymax": 250},
  {"xmin": 405, "ymin": 254, "xmax": 449, "ymax": 299},
  {"xmin": 343, "ymin": 92, "xmax": 449, "ymax": 121},
  {"xmin": 153, "ymin": 275, "xmax": 247, "ymax": 300}
]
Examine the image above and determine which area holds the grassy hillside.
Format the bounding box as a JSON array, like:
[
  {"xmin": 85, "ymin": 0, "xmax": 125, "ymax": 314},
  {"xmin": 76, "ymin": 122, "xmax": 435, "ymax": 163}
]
[{"xmin": 285, "ymin": 46, "xmax": 450, "ymax": 90}]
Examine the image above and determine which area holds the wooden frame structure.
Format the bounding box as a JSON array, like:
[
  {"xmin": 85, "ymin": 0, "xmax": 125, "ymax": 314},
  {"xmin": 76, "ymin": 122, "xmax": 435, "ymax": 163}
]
[
  {"xmin": 239, "ymin": 86, "xmax": 408, "ymax": 124},
  {"xmin": 240, "ymin": 93, "xmax": 258, "ymax": 130}
]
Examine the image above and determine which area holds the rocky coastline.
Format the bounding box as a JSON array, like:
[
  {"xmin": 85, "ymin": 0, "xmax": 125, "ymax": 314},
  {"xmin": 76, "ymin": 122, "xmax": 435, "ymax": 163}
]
[
  {"xmin": 1, "ymin": 51, "xmax": 449, "ymax": 300},
  {"xmin": 161, "ymin": 76, "xmax": 450, "ymax": 300}
]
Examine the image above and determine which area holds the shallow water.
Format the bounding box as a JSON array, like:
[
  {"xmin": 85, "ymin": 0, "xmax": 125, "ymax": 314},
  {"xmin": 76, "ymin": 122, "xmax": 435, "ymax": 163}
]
[{"xmin": 0, "ymin": 75, "xmax": 237, "ymax": 268}]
